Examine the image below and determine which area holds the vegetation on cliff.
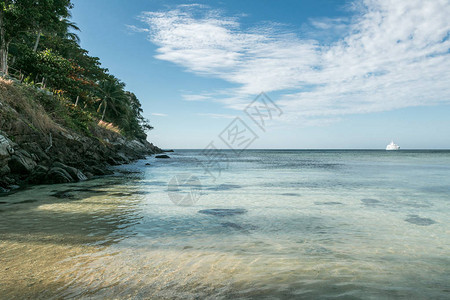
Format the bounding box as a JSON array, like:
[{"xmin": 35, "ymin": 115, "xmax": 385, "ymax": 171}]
[
  {"xmin": 1, "ymin": 0, "xmax": 152, "ymax": 139},
  {"xmin": 0, "ymin": 1, "xmax": 162, "ymax": 191}
]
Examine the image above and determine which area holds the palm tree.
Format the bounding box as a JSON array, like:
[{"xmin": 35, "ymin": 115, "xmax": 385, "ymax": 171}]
[
  {"xmin": 33, "ymin": 14, "xmax": 80, "ymax": 52},
  {"xmin": 96, "ymin": 78, "xmax": 127, "ymax": 121}
]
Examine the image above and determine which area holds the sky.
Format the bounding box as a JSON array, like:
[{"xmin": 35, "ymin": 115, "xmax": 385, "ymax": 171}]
[{"xmin": 71, "ymin": 0, "xmax": 450, "ymax": 149}]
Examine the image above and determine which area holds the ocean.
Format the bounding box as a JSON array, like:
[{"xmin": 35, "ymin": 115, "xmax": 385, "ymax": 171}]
[{"xmin": 0, "ymin": 150, "xmax": 449, "ymax": 299}]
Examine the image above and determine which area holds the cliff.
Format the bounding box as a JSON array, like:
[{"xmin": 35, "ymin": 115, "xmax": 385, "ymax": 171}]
[{"xmin": 0, "ymin": 77, "xmax": 162, "ymax": 193}]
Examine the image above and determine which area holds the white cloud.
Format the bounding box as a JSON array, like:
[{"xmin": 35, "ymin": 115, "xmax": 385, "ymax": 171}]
[
  {"xmin": 182, "ymin": 94, "xmax": 213, "ymax": 101},
  {"xmin": 197, "ymin": 113, "xmax": 236, "ymax": 119},
  {"xmin": 137, "ymin": 0, "xmax": 450, "ymax": 124},
  {"xmin": 151, "ymin": 113, "xmax": 168, "ymax": 117}
]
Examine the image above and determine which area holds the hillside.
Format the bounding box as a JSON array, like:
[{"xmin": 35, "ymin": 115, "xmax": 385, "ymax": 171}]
[{"xmin": 0, "ymin": 77, "xmax": 161, "ymax": 192}]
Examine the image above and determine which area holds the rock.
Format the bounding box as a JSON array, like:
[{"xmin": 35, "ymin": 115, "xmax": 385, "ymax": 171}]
[
  {"xmin": 116, "ymin": 152, "xmax": 131, "ymax": 164},
  {"xmin": 163, "ymin": 149, "xmax": 174, "ymax": 152},
  {"xmin": 91, "ymin": 166, "xmax": 113, "ymax": 176},
  {"xmin": 28, "ymin": 165, "xmax": 49, "ymax": 184},
  {"xmin": 145, "ymin": 163, "xmax": 151, "ymax": 166},
  {"xmin": 30, "ymin": 153, "xmax": 39, "ymax": 162},
  {"xmin": 21, "ymin": 142, "xmax": 49, "ymax": 162},
  {"xmin": 51, "ymin": 190, "xmax": 75, "ymax": 199},
  {"xmin": 0, "ymin": 133, "xmax": 14, "ymax": 160},
  {"xmin": 127, "ymin": 140, "xmax": 148, "ymax": 152},
  {"xmin": 155, "ymin": 155, "xmax": 170, "ymax": 159},
  {"xmin": 84, "ymin": 172, "xmax": 93, "ymax": 179},
  {"xmin": 8, "ymin": 151, "xmax": 37, "ymax": 174},
  {"xmin": 405, "ymin": 215, "xmax": 436, "ymax": 226},
  {"xmin": 361, "ymin": 198, "xmax": 381, "ymax": 205},
  {"xmin": 52, "ymin": 162, "xmax": 87, "ymax": 182},
  {"xmin": 46, "ymin": 167, "xmax": 73, "ymax": 184},
  {"xmin": 0, "ymin": 165, "xmax": 10, "ymax": 176},
  {"xmin": 107, "ymin": 157, "xmax": 121, "ymax": 166}
]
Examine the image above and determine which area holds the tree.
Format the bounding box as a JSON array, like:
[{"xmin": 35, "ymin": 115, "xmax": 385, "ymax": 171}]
[
  {"xmin": 3, "ymin": 1, "xmax": 154, "ymax": 139},
  {"xmin": 33, "ymin": 9, "xmax": 78, "ymax": 52},
  {"xmin": 0, "ymin": 0, "xmax": 72, "ymax": 74},
  {"xmin": 96, "ymin": 77, "xmax": 127, "ymax": 121}
]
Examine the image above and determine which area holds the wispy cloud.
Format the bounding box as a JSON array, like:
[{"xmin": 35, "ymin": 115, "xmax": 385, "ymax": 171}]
[
  {"xmin": 182, "ymin": 94, "xmax": 213, "ymax": 101},
  {"xmin": 151, "ymin": 113, "xmax": 168, "ymax": 117},
  {"xmin": 136, "ymin": 0, "xmax": 450, "ymax": 124},
  {"xmin": 197, "ymin": 113, "xmax": 236, "ymax": 119}
]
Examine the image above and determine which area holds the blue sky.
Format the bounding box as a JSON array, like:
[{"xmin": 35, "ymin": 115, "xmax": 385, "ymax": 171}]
[{"xmin": 71, "ymin": 0, "xmax": 450, "ymax": 149}]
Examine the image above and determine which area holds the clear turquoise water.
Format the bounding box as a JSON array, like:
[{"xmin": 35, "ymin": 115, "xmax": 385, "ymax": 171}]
[{"xmin": 1, "ymin": 150, "xmax": 449, "ymax": 299}]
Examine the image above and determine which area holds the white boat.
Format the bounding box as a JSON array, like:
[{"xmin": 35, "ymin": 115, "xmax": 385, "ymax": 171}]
[{"xmin": 386, "ymin": 141, "xmax": 400, "ymax": 150}]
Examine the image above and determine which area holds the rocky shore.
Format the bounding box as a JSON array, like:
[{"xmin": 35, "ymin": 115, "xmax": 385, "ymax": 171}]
[{"xmin": 0, "ymin": 78, "xmax": 162, "ymax": 194}]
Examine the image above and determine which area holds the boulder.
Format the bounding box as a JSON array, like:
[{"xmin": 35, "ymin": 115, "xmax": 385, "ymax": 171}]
[
  {"xmin": 107, "ymin": 157, "xmax": 121, "ymax": 166},
  {"xmin": 155, "ymin": 155, "xmax": 170, "ymax": 159},
  {"xmin": 46, "ymin": 167, "xmax": 73, "ymax": 184},
  {"xmin": 91, "ymin": 166, "xmax": 113, "ymax": 176},
  {"xmin": 127, "ymin": 140, "xmax": 147, "ymax": 152},
  {"xmin": 28, "ymin": 165, "xmax": 49, "ymax": 184},
  {"xmin": 8, "ymin": 151, "xmax": 37, "ymax": 174},
  {"xmin": 0, "ymin": 165, "xmax": 10, "ymax": 176},
  {"xmin": 0, "ymin": 133, "xmax": 14, "ymax": 160},
  {"xmin": 116, "ymin": 152, "xmax": 131, "ymax": 164},
  {"xmin": 52, "ymin": 162, "xmax": 87, "ymax": 182}
]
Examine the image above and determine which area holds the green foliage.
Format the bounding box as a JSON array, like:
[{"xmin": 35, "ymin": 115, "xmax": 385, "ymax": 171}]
[{"xmin": 3, "ymin": 0, "xmax": 153, "ymax": 140}]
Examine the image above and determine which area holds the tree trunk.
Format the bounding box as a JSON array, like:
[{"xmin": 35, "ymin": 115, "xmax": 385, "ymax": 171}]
[
  {"xmin": 33, "ymin": 30, "xmax": 41, "ymax": 52},
  {"xmin": 101, "ymin": 100, "xmax": 107, "ymax": 121},
  {"xmin": 0, "ymin": 10, "xmax": 8, "ymax": 75}
]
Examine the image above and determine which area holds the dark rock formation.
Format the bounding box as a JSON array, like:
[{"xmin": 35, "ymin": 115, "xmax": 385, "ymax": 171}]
[{"xmin": 8, "ymin": 150, "xmax": 37, "ymax": 174}]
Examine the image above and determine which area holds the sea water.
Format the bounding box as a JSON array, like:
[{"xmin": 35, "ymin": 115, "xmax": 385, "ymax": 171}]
[{"xmin": 0, "ymin": 150, "xmax": 449, "ymax": 299}]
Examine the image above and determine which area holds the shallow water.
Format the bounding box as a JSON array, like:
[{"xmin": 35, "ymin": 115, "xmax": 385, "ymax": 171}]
[{"xmin": 0, "ymin": 150, "xmax": 449, "ymax": 299}]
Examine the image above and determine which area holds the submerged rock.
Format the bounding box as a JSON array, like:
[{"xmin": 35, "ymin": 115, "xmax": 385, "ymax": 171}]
[
  {"xmin": 51, "ymin": 190, "xmax": 75, "ymax": 199},
  {"xmin": 207, "ymin": 184, "xmax": 241, "ymax": 191},
  {"xmin": 14, "ymin": 199, "xmax": 37, "ymax": 204},
  {"xmin": 314, "ymin": 201, "xmax": 343, "ymax": 205},
  {"xmin": 361, "ymin": 198, "xmax": 381, "ymax": 205},
  {"xmin": 405, "ymin": 215, "xmax": 436, "ymax": 226},
  {"xmin": 220, "ymin": 222, "xmax": 245, "ymax": 230},
  {"xmin": 198, "ymin": 208, "xmax": 247, "ymax": 217},
  {"xmin": 281, "ymin": 193, "xmax": 301, "ymax": 197},
  {"xmin": 220, "ymin": 222, "xmax": 257, "ymax": 231}
]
